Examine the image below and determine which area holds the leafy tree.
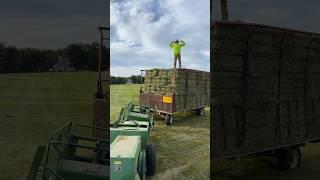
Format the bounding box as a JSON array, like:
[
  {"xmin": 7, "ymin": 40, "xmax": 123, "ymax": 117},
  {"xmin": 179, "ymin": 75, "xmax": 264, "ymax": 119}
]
[
  {"xmin": 130, "ymin": 75, "xmax": 143, "ymax": 84},
  {"xmin": 0, "ymin": 42, "xmax": 106, "ymax": 74}
]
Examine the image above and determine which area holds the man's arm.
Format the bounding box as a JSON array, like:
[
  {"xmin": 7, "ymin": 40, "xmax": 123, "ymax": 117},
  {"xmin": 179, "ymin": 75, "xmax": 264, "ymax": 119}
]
[
  {"xmin": 180, "ymin": 40, "xmax": 186, "ymax": 47},
  {"xmin": 170, "ymin": 41, "xmax": 174, "ymax": 48}
]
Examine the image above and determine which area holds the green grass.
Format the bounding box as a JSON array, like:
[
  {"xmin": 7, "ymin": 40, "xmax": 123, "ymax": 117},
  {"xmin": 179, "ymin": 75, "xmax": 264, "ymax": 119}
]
[
  {"xmin": 0, "ymin": 72, "xmax": 97, "ymax": 179},
  {"xmin": 111, "ymin": 84, "xmax": 210, "ymax": 180},
  {"xmin": 112, "ymin": 85, "xmax": 320, "ymax": 180},
  {"xmin": 2, "ymin": 73, "xmax": 319, "ymax": 179}
]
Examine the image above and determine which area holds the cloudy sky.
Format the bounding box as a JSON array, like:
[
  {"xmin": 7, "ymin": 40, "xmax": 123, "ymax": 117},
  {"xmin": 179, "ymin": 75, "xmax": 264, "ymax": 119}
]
[
  {"xmin": 0, "ymin": 0, "xmax": 107, "ymax": 49},
  {"xmin": 213, "ymin": 0, "xmax": 320, "ymax": 32},
  {"xmin": 110, "ymin": 0, "xmax": 210, "ymax": 76}
]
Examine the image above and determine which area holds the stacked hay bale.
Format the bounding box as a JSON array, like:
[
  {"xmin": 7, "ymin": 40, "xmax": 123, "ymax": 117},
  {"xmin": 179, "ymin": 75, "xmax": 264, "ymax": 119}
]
[
  {"xmin": 142, "ymin": 69, "xmax": 174, "ymax": 95},
  {"xmin": 142, "ymin": 68, "xmax": 210, "ymax": 111},
  {"xmin": 212, "ymin": 22, "xmax": 320, "ymax": 158}
]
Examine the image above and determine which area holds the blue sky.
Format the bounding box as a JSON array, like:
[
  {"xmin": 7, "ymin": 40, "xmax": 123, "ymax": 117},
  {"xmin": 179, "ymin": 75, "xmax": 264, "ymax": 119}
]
[{"xmin": 110, "ymin": 0, "xmax": 210, "ymax": 76}]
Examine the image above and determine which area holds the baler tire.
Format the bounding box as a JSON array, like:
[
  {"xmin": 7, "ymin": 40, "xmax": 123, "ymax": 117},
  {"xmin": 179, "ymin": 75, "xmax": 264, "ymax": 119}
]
[
  {"xmin": 138, "ymin": 151, "xmax": 146, "ymax": 180},
  {"xmin": 146, "ymin": 144, "xmax": 156, "ymax": 176},
  {"xmin": 165, "ymin": 114, "xmax": 173, "ymax": 125},
  {"xmin": 277, "ymin": 146, "xmax": 301, "ymax": 170}
]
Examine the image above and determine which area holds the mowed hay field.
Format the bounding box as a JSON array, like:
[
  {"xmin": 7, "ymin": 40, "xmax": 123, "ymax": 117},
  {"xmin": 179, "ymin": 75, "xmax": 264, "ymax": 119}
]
[
  {"xmin": 110, "ymin": 84, "xmax": 210, "ymax": 180},
  {"xmin": 112, "ymin": 85, "xmax": 320, "ymax": 180},
  {"xmin": 0, "ymin": 72, "xmax": 97, "ymax": 179},
  {"xmin": 1, "ymin": 72, "xmax": 319, "ymax": 180}
]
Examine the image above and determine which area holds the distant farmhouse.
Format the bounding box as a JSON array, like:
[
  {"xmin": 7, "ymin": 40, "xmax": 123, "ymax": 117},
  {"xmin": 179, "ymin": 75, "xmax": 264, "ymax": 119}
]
[{"xmin": 49, "ymin": 57, "xmax": 75, "ymax": 72}]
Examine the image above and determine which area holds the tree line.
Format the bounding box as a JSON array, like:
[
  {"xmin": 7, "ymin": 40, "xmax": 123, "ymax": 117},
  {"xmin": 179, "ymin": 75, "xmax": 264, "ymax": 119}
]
[
  {"xmin": 111, "ymin": 75, "xmax": 144, "ymax": 84},
  {"xmin": 0, "ymin": 42, "xmax": 108, "ymax": 73}
]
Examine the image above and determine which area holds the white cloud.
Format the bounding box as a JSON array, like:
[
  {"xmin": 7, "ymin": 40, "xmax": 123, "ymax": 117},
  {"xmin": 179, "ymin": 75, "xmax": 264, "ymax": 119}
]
[{"xmin": 111, "ymin": 0, "xmax": 210, "ymax": 76}]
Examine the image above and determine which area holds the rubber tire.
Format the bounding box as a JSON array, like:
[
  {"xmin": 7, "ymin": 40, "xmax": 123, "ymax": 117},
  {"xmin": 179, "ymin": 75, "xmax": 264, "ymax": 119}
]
[
  {"xmin": 146, "ymin": 144, "xmax": 156, "ymax": 176},
  {"xmin": 137, "ymin": 151, "xmax": 146, "ymax": 180},
  {"xmin": 165, "ymin": 114, "xmax": 173, "ymax": 125},
  {"xmin": 196, "ymin": 108, "xmax": 204, "ymax": 116},
  {"xmin": 277, "ymin": 147, "xmax": 301, "ymax": 170}
]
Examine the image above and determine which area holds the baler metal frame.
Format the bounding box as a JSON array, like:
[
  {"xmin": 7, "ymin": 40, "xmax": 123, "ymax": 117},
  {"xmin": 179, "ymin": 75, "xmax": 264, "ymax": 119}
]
[{"xmin": 27, "ymin": 122, "xmax": 109, "ymax": 180}]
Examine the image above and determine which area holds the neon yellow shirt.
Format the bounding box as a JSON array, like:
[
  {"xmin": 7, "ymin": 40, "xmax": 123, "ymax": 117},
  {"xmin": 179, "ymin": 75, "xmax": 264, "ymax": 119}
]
[{"xmin": 170, "ymin": 41, "xmax": 186, "ymax": 54}]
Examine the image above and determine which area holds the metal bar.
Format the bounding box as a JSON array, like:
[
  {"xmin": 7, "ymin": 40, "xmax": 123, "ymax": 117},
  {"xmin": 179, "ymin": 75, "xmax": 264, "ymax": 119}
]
[
  {"xmin": 43, "ymin": 122, "xmax": 72, "ymax": 178},
  {"xmin": 76, "ymin": 124, "xmax": 107, "ymax": 130},
  {"xmin": 43, "ymin": 165, "xmax": 65, "ymax": 180},
  {"xmin": 212, "ymin": 138, "xmax": 319, "ymax": 160},
  {"xmin": 96, "ymin": 28, "xmax": 104, "ymax": 98},
  {"xmin": 140, "ymin": 70, "xmax": 146, "ymax": 93},
  {"xmin": 26, "ymin": 145, "xmax": 46, "ymax": 180},
  {"xmin": 98, "ymin": 26, "xmax": 110, "ymax": 31},
  {"xmin": 52, "ymin": 143, "xmax": 63, "ymax": 154},
  {"xmin": 220, "ymin": 0, "xmax": 229, "ymax": 21},
  {"xmin": 51, "ymin": 141, "xmax": 109, "ymax": 151},
  {"xmin": 74, "ymin": 135, "xmax": 109, "ymax": 143}
]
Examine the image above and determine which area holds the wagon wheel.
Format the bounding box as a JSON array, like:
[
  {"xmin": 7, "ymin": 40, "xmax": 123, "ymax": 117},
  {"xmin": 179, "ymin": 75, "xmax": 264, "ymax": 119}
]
[
  {"xmin": 277, "ymin": 146, "xmax": 301, "ymax": 170},
  {"xmin": 196, "ymin": 108, "xmax": 205, "ymax": 116},
  {"xmin": 165, "ymin": 114, "xmax": 173, "ymax": 125}
]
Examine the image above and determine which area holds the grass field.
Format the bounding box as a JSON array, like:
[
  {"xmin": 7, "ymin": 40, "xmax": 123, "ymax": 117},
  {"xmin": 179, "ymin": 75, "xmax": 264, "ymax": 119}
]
[
  {"xmin": 112, "ymin": 85, "xmax": 320, "ymax": 180},
  {"xmin": 111, "ymin": 84, "xmax": 210, "ymax": 180},
  {"xmin": 1, "ymin": 72, "xmax": 320, "ymax": 180},
  {"xmin": 0, "ymin": 72, "xmax": 97, "ymax": 179}
]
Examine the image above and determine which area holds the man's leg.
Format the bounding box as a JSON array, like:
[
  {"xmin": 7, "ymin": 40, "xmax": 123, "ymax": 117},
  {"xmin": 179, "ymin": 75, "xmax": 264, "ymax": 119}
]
[
  {"xmin": 178, "ymin": 54, "xmax": 181, "ymax": 68},
  {"xmin": 174, "ymin": 54, "xmax": 177, "ymax": 69}
]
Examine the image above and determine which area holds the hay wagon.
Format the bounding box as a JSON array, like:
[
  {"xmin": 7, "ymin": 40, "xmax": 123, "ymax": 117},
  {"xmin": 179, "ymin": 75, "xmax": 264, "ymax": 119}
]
[
  {"xmin": 139, "ymin": 68, "xmax": 210, "ymax": 125},
  {"xmin": 212, "ymin": 21, "xmax": 320, "ymax": 169}
]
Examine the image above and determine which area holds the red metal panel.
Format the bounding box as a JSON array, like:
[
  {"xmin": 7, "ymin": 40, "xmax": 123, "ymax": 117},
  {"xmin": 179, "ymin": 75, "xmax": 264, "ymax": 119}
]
[{"xmin": 139, "ymin": 93, "xmax": 174, "ymax": 113}]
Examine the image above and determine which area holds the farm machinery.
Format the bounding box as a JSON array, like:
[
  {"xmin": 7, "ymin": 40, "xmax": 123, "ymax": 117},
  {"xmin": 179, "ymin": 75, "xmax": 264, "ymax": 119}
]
[
  {"xmin": 26, "ymin": 101, "xmax": 156, "ymax": 180},
  {"xmin": 110, "ymin": 102, "xmax": 156, "ymax": 180},
  {"xmin": 26, "ymin": 25, "xmax": 156, "ymax": 180}
]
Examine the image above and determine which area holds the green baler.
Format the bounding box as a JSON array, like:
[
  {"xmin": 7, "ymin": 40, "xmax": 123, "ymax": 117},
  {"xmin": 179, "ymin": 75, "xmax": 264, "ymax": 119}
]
[
  {"xmin": 27, "ymin": 122, "xmax": 109, "ymax": 180},
  {"xmin": 110, "ymin": 102, "xmax": 156, "ymax": 180}
]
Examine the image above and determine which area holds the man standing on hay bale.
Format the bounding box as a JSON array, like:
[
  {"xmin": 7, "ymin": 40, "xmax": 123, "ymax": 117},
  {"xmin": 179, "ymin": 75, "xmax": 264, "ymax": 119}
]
[{"xmin": 170, "ymin": 40, "xmax": 186, "ymax": 69}]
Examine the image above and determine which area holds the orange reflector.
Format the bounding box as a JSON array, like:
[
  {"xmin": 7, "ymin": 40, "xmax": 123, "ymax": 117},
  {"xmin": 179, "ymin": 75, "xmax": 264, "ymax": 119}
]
[{"xmin": 162, "ymin": 96, "xmax": 173, "ymax": 103}]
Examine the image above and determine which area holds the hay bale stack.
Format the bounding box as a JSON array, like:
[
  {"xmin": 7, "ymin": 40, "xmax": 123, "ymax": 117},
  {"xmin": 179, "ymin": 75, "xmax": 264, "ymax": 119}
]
[
  {"xmin": 212, "ymin": 22, "xmax": 320, "ymax": 158},
  {"xmin": 142, "ymin": 68, "xmax": 210, "ymax": 111}
]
